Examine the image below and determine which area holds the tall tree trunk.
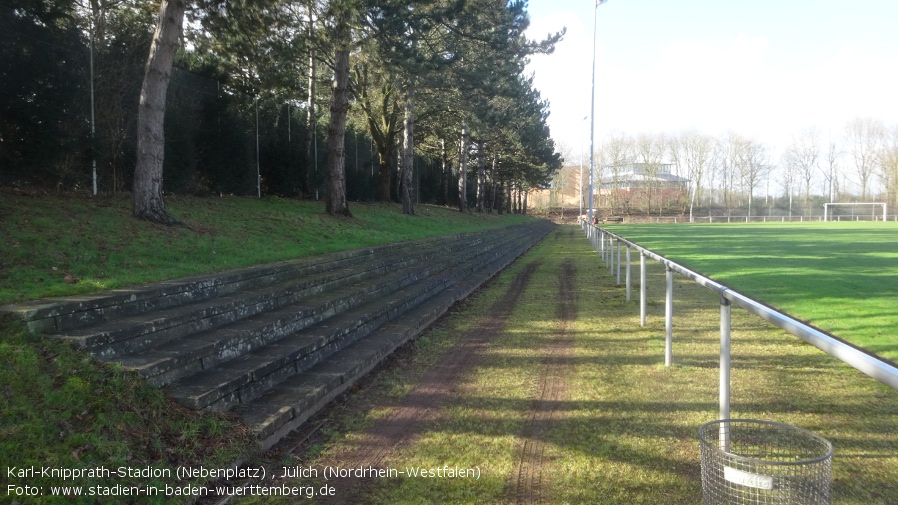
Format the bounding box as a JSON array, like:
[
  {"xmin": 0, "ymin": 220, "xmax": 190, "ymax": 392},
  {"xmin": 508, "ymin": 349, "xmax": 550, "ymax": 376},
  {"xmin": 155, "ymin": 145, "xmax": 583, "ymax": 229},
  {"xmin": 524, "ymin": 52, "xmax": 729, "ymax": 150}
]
[
  {"xmin": 440, "ymin": 138, "xmax": 449, "ymax": 205},
  {"xmin": 475, "ymin": 145, "xmax": 485, "ymax": 213},
  {"xmin": 496, "ymin": 176, "xmax": 504, "ymax": 215},
  {"xmin": 395, "ymin": 146, "xmax": 402, "ymax": 201},
  {"xmin": 458, "ymin": 124, "xmax": 468, "ymax": 212},
  {"xmin": 399, "ymin": 78, "xmax": 416, "ymax": 215},
  {"xmin": 506, "ymin": 179, "xmax": 512, "ymax": 214},
  {"xmin": 375, "ymin": 147, "xmax": 393, "ymax": 201},
  {"xmin": 132, "ymin": 0, "xmax": 184, "ymax": 225},
  {"xmin": 488, "ymin": 155, "xmax": 497, "ymax": 213},
  {"xmin": 325, "ymin": 10, "xmax": 351, "ymax": 217},
  {"xmin": 304, "ymin": 9, "xmax": 316, "ymax": 199}
]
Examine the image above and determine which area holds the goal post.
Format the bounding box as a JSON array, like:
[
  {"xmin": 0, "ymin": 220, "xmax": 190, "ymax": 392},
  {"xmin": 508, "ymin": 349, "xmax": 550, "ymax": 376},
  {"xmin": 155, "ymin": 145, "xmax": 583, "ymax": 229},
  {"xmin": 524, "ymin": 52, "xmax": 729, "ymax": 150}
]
[{"xmin": 823, "ymin": 202, "xmax": 887, "ymax": 222}]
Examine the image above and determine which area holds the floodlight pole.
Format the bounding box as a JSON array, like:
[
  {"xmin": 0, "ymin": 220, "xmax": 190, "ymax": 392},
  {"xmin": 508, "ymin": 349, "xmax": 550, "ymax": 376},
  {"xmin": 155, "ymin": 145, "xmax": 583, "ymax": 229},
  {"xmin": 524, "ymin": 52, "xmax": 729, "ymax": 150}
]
[
  {"xmin": 588, "ymin": 0, "xmax": 608, "ymax": 224},
  {"xmin": 580, "ymin": 116, "xmax": 587, "ymax": 217}
]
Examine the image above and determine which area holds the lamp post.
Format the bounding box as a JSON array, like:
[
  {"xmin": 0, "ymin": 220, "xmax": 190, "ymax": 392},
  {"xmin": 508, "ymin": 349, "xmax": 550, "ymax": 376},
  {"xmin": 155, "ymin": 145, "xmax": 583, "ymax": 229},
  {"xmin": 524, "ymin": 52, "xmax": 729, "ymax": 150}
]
[
  {"xmin": 580, "ymin": 115, "xmax": 587, "ymax": 217},
  {"xmin": 589, "ymin": 0, "xmax": 608, "ymax": 224}
]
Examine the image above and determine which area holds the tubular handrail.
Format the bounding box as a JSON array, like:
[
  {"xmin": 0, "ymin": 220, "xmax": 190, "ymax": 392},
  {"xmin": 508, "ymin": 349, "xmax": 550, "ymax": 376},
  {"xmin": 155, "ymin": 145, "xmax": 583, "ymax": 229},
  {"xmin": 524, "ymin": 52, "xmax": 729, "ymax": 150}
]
[{"xmin": 590, "ymin": 224, "xmax": 898, "ymax": 392}]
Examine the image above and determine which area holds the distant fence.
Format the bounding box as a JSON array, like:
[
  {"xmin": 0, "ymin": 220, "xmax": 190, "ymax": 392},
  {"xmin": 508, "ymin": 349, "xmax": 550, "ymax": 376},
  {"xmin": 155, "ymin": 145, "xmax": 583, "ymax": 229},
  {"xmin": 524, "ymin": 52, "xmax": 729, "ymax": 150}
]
[
  {"xmin": 581, "ymin": 222, "xmax": 898, "ymax": 422},
  {"xmin": 633, "ymin": 215, "xmax": 898, "ymax": 223},
  {"xmin": 622, "ymin": 215, "xmax": 898, "ymax": 224}
]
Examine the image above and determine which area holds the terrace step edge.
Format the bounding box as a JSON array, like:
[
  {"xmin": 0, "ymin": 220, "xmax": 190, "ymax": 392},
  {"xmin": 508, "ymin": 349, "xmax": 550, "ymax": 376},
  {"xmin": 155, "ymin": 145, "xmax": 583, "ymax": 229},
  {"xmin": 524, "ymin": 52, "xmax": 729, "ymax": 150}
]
[
  {"xmin": 0, "ymin": 226, "xmax": 524, "ymax": 334},
  {"xmin": 243, "ymin": 222, "xmax": 554, "ymax": 449}
]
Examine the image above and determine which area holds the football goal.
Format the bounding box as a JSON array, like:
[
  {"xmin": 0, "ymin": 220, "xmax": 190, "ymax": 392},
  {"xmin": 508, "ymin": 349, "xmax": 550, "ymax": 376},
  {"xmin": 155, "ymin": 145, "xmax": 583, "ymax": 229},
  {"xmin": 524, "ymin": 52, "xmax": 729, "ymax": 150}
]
[{"xmin": 823, "ymin": 202, "xmax": 888, "ymax": 222}]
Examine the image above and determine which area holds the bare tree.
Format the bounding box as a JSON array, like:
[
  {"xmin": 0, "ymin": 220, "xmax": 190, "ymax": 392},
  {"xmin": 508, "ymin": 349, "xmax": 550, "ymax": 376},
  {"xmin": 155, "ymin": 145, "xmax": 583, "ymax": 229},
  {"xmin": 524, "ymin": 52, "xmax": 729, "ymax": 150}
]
[
  {"xmin": 782, "ymin": 127, "xmax": 819, "ymax": 215},
  {"xmin": 779, "ymin": 150, "xmax": 799, "ymax": 218},
  {"xmin": 820, "ymin": 135, "xmax": 841, "ymax": 203},
  {"xmin": 845, "ymin": 117, "xmax": 883, "ymax": 200},
  {"xmin": 671, "ymin": 131, "xmax": 713, "ymax": 222},
  {"xmin": 634, "ymin": 132, "xmax": 666, "ymax": 215},
  {"xmin": 736, "ymin": 138, "xmax": 769, "ymax": 217},
  {"xmin": 716, "ymin": 133, "xmax": 743, "ymax": 214},
  {"xmin": 878, "ymin": 124, "xmax": 898, "ymax": 210},
  {"xmin": 132, "ymin": 0, "xmax": 185, "ymax": 225},
  {"xmin": 600, "ymin": 133, "xmax": 632, "ymax": 214}
]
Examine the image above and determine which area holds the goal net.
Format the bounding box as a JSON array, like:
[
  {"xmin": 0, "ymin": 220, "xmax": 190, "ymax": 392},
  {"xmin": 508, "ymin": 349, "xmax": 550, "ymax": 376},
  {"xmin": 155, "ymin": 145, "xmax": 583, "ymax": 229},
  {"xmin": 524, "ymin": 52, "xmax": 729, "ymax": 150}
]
[{"xmin": 823, "ymin": 202, "xmax": 887, "ymax": 222}]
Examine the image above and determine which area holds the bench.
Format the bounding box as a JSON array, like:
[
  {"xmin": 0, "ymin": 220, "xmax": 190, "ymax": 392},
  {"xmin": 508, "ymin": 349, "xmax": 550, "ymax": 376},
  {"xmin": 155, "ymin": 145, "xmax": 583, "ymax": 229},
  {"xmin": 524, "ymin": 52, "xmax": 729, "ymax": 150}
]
[{"xmin": 602, "ymin": 216, "xmax": 624, "ymax": 224}]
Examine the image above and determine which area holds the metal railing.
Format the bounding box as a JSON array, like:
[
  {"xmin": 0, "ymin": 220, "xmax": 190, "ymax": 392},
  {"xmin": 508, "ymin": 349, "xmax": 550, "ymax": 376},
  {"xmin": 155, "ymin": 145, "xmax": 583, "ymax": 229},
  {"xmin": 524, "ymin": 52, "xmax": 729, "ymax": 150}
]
[
  {"xmin": 582, "ymin": 222, "xmax": 898, "ymax": 422},
  {"xmin": 617, "ymin": 215, "xmax": 898, "ymax": 224}
]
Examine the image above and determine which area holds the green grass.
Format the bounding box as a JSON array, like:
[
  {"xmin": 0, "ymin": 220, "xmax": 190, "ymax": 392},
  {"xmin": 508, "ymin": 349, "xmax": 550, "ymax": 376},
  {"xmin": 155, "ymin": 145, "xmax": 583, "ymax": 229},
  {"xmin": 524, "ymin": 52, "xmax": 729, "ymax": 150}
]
[
  {"xmin": 605, "ymin": 222, "xmax": 898, "ymax": 361},
  {"xmin": 257, "ymin": 226, "xmax": 898, "ymax": 504},
  {"xmin": 0, "ymin": 315, "xmax": 257, "ymax": 504},
  {"xmin": 0, "ymin": 191, "xmax": 532, "ymax": 305},
  {"xmin": 0, "ymin": 191, "xmax": 534, "ymax": 503}
]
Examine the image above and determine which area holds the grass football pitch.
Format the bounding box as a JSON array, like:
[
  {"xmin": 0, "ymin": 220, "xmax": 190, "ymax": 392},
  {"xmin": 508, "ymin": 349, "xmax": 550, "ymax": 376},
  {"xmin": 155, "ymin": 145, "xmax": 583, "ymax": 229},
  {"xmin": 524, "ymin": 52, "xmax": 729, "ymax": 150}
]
[{"xmin": 605, "ymin": 222, "xmax": 898, "ymax": 362}]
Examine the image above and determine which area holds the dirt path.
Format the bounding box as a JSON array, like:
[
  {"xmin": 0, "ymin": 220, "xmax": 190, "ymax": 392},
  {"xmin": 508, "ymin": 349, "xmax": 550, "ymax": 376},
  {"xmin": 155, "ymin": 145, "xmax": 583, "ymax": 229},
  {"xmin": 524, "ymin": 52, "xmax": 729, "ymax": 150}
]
[
  {"xmin": 315, "ymin": 261, "xmax": 541, "ymax": 504},
  {"xmin": 509, "ymin": 258, "xmax": 577, "ymax": 504}
]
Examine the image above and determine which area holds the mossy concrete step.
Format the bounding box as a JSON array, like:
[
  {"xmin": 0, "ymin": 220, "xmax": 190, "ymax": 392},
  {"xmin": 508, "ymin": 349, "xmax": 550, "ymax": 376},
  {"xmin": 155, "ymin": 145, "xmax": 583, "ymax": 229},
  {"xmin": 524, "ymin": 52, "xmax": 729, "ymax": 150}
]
[
  {"xmin": 103, "ymin": 226, "xmax": 526, "ymax": 385},
  {"xmin": 42, "ymin": 227, "xmax": 518, "ymax": 358},
  {"xmin": 0, "ymin": 220, "xmax": 554, "ymax": 451},
  {"xmin": 238, "ymin": 221, "xmax": 554, "ymax": 448},
  {"xmin": 0, "ymin": 227, "xmax": 505, "ymax": 334},
  {"xmin": 160, "ymin": 230, "xmax": 534, "ymax": 410},
  {"xmin": 112, "ymin": 233, "xmax": 515, "ymax": 388},
  {"xmin": 60, "ymin": 250, "xmax": 434, "ymax": 359}
]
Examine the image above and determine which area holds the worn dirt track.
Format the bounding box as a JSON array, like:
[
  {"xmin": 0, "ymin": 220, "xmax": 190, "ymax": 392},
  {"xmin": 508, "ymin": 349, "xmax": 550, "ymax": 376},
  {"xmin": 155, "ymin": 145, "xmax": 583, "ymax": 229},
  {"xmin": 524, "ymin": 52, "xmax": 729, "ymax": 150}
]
[
  {"xmin": 315, "ymin": 261, "xmax": 542, "ymax": 504},
  {"xmin": 509, "ymin": 258, "xmax": 577, "ymax": 504}
]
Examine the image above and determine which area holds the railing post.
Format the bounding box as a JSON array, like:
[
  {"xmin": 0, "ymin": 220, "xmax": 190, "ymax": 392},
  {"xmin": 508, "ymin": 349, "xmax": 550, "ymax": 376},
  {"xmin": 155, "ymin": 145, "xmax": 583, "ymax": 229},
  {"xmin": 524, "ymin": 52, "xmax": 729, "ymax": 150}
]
[
  {"xmin": 602, "ymin": 233, "xmax": 611, "ymax": 268},
  {"xmin": 665, "ymin": 265, "xmax": 673, "ymax": 367},
  {"xmin": 720, "ymin": 295, "xmax": 732, "ymax": 450},
  {"xmin": 640, "ymin": 252, "xmax": 647, "ymax": 327},
  {"xmin": 604, "ymin": 233, "xmax": 612, "ymax": 268},
  {"xmin": 611, "ymin": 235, "xmax": 616, "ymax": 271},
  {"xmin": 599, "ymin": 229, "xmax": 605, "ymax": 261},
  {"xmin": 625, "ymin": 246, "xmax": 631, "ymax": 301},
  {"xmin": 616, "ymin": 239, "xmax": 622, "ymax": 285}
]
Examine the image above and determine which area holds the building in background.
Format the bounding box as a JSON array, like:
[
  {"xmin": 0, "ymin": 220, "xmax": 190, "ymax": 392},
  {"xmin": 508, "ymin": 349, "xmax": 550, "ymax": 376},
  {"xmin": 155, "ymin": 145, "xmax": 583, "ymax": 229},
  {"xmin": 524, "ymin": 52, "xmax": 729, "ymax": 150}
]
[{"xmin": 599, "ymin": 162, "xmax": 689, "ymax": 214}]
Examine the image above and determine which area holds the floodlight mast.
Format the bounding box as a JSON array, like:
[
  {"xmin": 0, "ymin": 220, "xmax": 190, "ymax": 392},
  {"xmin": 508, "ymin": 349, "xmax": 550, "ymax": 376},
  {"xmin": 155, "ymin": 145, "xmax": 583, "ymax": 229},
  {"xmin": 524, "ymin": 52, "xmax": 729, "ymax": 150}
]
[
  {"xmin": 588, "ymin": 0, "xmax": 609, "ymax": 224},
  {"xmin": 580, "ymin": 115, "xmax": 587, "ymax": 217}
]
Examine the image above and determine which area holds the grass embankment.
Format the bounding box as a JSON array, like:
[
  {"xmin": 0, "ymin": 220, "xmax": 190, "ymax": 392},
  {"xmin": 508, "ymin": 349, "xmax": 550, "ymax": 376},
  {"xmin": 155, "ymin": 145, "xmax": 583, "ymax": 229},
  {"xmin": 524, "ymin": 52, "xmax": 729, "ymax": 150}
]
[
  {"xmin": 606, "ymin": 222, "xmax": 898, "ymax": 361},
  {"xmin": 0, "ymin": 191, "xmax": 533, "ymax": 504},
  {"xmin": 257, "ymin": 225, "xmax": 898, "ymax": 504},
  {"xmin": 0, "ymin": 191, "xmax": 531, "ymax": 304},
  {"xmin": 0, "ymin": 320, "xmax": 256, "ymax": 503}
]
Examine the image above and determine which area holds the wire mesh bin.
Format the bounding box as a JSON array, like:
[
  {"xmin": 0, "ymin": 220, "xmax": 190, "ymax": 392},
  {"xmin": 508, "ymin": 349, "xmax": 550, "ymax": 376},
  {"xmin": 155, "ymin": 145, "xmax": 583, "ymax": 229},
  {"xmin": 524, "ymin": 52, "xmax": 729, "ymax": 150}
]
[{"xmin": 698, "ymin": 419, "xmax": 833, "ymax": 505}]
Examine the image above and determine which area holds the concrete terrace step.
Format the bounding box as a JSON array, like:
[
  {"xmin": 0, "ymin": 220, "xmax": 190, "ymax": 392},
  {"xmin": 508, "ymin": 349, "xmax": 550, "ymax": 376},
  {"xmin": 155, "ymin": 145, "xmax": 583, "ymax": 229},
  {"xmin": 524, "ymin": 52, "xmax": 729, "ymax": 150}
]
[
  {"xmin": 159, "ymin": 229, "xmax": 534, "ymax": 411},
  {"xmin": 112, "ymin": 230, "xmax": 519, "ymax": 388},
  {"xmin": 1, "ymin": 228, "xmax": 501, "ymax": 334},
  {"xmin": 53, "ymin": 237, "xmax": 464, "ymax": 359},
  {"xmin": 43, "ymin": 227, "xmax": 517, "ymax": 359},
  {"xmin": 0, "ymin": 220, "xmax": 554, "ymax": 448},
  {"xmin": 238, "ymin": 222, "xmax": 554, "ymax": 449},
  {"xmin": 114, "ymin": 267, "xmax": 429, "ymax": 388}
]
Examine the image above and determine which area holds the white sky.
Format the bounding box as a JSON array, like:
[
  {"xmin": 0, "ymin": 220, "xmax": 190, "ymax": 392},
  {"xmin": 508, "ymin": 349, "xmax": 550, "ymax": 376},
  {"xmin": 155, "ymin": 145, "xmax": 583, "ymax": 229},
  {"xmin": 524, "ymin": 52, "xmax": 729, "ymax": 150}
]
[{"xmin": 525, "ymin": 0, "xmax": 898, "ymax": 163}]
